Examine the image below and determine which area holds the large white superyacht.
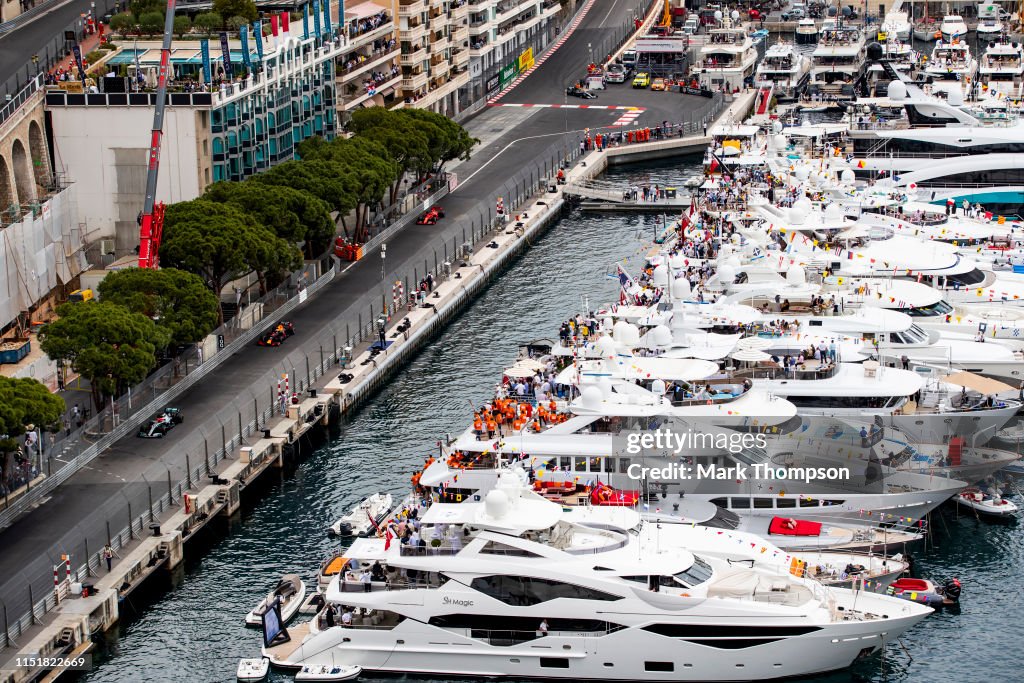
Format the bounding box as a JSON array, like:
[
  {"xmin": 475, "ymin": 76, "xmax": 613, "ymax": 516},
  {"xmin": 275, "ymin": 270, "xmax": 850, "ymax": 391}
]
[{"xmin": 277, "ymin": 475, "xmax": 932, "ymax": 681}]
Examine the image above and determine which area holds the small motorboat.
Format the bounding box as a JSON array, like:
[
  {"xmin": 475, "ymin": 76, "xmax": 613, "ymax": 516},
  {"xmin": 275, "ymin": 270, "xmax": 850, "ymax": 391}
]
[
  {"xmin": 295, "ymin": 664, "xmax": 362, "ymax": 681},
  {"xmin": 244, "ymin": 574, "xmax": 306, "ymax": 626},
  {"xmin": 887, "ymin": 577, "xmax": 962, "ymax": 607},
  {"xmin": 329, "ymin": 493, "xmax": 393, "ymax": 537},
  {"xmin": 299, "ymin": 588, "xmax": 328, "ymax": 615},
  {"xmin": 956, "ymin": 487, "xmax": 1019, "ymax": 518},
  {"xmin": 236, "ymin": 657, "xmax": 270, "ymax": 681}
]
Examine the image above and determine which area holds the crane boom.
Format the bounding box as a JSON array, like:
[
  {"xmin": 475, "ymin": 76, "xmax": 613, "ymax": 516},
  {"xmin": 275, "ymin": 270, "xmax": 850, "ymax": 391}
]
[{"xmin": 137, "ymin": 0, "xmax": 177, "ymax": 269}]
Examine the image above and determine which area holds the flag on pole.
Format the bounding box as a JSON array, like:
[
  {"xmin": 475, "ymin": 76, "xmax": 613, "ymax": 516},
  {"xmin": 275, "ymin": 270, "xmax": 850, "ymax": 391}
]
[
  {"xmin": 200, "ymin": 38, "xmax": 212, "ymax": 83},
  {"xmin": 219, "ymin": 32, "xmax": 234, "ymax": 80},
  {"xmin": 253, "ymin": 21, "xmax": 264, "ymax": 61}
]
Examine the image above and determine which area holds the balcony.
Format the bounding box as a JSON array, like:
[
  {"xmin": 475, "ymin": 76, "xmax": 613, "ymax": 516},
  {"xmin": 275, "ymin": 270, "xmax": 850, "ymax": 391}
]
[
  {"xmin": 541, "ymin": 0, "xmax": 561, "ymax": 19},
  {"xmin": 495, "ymin": 2, "xmax": 517, "ymax": 22},
  {"xmin": 400, "ymin": 46, "xmax": 428, "ymax": 65},
  {"xmin": 399, "ymin": 0, "xmax": 428, "ymax": 17},
  {"xmin": 401, "ymin": 71, "xmax": 429, "ymax": 91},
  {"xmin": 452, "ymin": 47, "xmax": 470, "ymax": 66},
  {"xmin": 469, "ymin": 40, "xmax": 490, "ymax": 58},
  {"xmin": 450, "ymin": 1, "xmax": 469, "ymax": 21},
  {"xmin": 431, "ymin": 59, "xmax": 451, "ymax": 79},
  {"xmin": 431, "ymin": 33, "xmax": 451, "ymax": 51},
  {"xmin": 348, "ymin": 21, "xmax": 396, "ymax": 49},
  {"xmin": 402, "ymin": 20, "xmax": 428, "ymax": 41},
  {"xmin": 338, "ymin": 47, "xmax": 401, "ymax": 85},
  {"xmin": 452, "ymin": 24, "xmax": 469, "ymax": 44},
  {"xmin": 340, "ymin": 73, "xmax": 402, "ymax": 111}
]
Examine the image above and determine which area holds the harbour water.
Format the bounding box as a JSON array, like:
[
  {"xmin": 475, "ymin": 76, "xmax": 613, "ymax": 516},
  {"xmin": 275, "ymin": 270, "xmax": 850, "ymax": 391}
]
[{"xmin": 80, "ymin": 158, "xmax": 1023, "ymax": 682}]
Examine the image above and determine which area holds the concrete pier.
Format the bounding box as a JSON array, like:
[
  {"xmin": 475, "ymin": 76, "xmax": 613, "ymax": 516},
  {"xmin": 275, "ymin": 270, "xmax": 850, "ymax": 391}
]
[{"xmin": 0, "ymin": 84, "xmax": 756, "ymax": 683}]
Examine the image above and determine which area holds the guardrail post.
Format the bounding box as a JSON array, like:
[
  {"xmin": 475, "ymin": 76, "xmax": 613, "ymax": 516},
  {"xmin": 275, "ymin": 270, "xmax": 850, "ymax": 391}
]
[
  {"xmin": 148, "ymin": 486, "xmax": 153, "ymax": 523},
  {"xmin": 106, "ymin": 520, "xmax": 111, "ymax": 546},
  {"xmin": 28, "ymin": 585, "xmax": 34, "ymax": 624},
  {"xmin": 306, "ymin": 356, "xmax": 311, "ymax": 386},
  {"xmin": 167, "ymin": 470, "xmax": 173, "ymax": 504},
  {"xmin": 221, "ymin": 425, "xmax": 227, "ymax": 460},
  {"xmin": 186, "ymin": 454, "xmax": 192, "ymax": 489},
  {"xmin": 3, "ymin": 601, "xmax": 8, "ymax": 648},
  {"xmin": 319, "ymin": 345, "xmax": 324, "ymax": 374},
  {"xmin": 238, "ymin": 411, "xmax": 244, "ymax": 442},
  {"xmin": 204, "ymin": 440, "xmax": 210, "ymax": 476},
  {"xmin": 84, "ymin": 538, "xmax": 90, "ymax": 577},
  {"xmin": 128, "ymin": 502, "xmax": 134, "ymax": 539}
]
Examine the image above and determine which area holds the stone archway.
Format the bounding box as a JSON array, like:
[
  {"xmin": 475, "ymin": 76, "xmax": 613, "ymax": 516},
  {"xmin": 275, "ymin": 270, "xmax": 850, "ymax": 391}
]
[
  {"xmin": 0, "ymin": 156, "xmax": 14, "ymax": 214},
  {"xmin": 27, "ymin": 120, "xmax": 50, "ymax": 190},
  {"xmin": 10, "ymin": 139, "xmax": 36, "ymax": 204}
]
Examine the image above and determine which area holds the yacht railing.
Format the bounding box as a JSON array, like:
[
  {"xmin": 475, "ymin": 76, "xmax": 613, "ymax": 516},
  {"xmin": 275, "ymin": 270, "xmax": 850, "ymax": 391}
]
[{"xmin": 729, "ymin": 363, "xmax": 840, "ymax": 382}]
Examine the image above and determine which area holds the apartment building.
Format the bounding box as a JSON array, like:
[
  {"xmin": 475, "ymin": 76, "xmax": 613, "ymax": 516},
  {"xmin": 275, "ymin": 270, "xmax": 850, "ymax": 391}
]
[{"xmin": 338, "ymin": 2, "xmax": 403, "ymax": 112}]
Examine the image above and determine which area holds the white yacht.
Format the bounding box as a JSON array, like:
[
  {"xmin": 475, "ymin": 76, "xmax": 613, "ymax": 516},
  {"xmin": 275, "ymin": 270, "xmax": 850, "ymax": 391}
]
[
  {"xmin": 924, "ymin": 38, "xmax": 977, "ymax": 88},
  {"xmin": 756, "ymin": 42, "xmax": 810, "ymax": 100},
  {"xmin": 848, "ymin": 80, "xmax": 1024, "ymax": 213},
  {"xmin": 694, "ymin": 26, "xmax": 758, "ymax": 92},
  {"xmin": 881, "ymin": 39, "xmax": 918, "ymax": 73},
  {"xmin": 809, "ymin": 26, "xmax": 866, "ymax": 100},
  {"xmin": 796, "ymin": 18, "xmax": 819, "ymax": 45},
  {"xmin": 978, "ymin": 37, "xmax": 1024, "ymax": 99},
  {"xmin": 879, "ymin": 10, "xmax": 912, "ymax": 41},
  {"xmin": 939, "ymin": 14, "xmax": 969, "ymax": 41},
  {"xmin": 976, "ymin": 13, "xmax": 1005, "ymax": 36},
  {"xmin": 277, "ymin": 479, "xmax": 932, "ymax": 681}
]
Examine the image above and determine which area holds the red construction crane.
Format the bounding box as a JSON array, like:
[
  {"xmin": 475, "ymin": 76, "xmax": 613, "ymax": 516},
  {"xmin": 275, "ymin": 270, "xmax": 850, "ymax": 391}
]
[{"xmin": 137, "ymin": 0, "xmax": 177, "ymax": 269}]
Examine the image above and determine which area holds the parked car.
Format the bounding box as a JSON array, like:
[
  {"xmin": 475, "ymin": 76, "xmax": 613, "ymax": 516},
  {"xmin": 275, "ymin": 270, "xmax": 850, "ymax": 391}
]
[
  {"xmin": 138, "ymin": 408, "xmax": 184, "ymax": 438},
  {"xmin": 621, "ymin": 50, "xmax": 638, "ymax": 68},
  {"xmin": 650, "ymin": 78, "xmax": 667, "ymax": 91},
  {"xmin": 632, "ymin": 72, "xmax": 650, "ymax": 88},
  {"xmin": 782, "ymin": 4, "xmax": 806, "ymax": 20},
  {"xmin": 416, "ymin": 205, "xmax": 445, "ymax": 224},
  {"xmin": 566, "ymin": 86, "xmax": 598, "ymax": 98},
  {"xmin": 605, "ymin": 64, "xmax": 626, "ymax": 83},
  {"xmin": 682, "ymin": 18, "xmax": 699, "ymax": 35}
]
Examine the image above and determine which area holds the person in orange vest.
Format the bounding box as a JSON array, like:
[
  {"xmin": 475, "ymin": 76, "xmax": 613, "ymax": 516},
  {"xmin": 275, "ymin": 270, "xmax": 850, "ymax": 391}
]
[
  {"xmin": 485, "ymin": 417, "xmax": 497, "ymax": 438},
  {"xmin": 473, "ymin": 413, "xmax": 483, "ymax": 435},
  {"xmin": 627, "ymin": 130, "xmax": 634, "ymax": 143},
  {"xmin": 595, "ymin": 133, "xmax": 603, "ymax": 149},
  {"xmin": 556, "ymin": 167, "xmax": 565, "ymax": 184}
]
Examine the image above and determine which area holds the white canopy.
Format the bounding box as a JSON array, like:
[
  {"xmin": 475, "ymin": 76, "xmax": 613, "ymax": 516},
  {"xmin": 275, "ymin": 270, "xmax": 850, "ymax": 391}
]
[{"xmin": 730, "ymin": 349, "xmax": 773, "ymax": 362}]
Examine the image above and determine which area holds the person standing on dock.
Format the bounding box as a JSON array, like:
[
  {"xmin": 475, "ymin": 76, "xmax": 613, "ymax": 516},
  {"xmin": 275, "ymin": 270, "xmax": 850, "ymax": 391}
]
[{"xmin": 103, "ymin": 544, "xmax": 114, "ymax": 571}]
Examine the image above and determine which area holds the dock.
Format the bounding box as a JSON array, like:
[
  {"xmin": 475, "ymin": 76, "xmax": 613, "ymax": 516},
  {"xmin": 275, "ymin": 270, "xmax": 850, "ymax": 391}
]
[{"xmin": 0, "ymin": 88, "xmax": 757, "ymax": 683}]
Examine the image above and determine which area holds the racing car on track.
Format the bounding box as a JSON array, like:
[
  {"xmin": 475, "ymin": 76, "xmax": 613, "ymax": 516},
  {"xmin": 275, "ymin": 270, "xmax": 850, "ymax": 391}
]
[
  {"xmin": 137, "ymin": 407, "xmax": 184, "ymax": 438},
  {"xmin": 416, "ymin": 206, "xmax": 445, "ymax": 225},
  {"xmin": 257, "ymin": 320, "xmax": 296, "ymax": 347}
]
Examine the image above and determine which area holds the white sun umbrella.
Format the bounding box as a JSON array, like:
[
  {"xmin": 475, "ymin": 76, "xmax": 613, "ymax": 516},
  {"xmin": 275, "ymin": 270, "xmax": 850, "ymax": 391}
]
[
  {"xmin": 504, "ymin": 364, "xmax": 539, "ymax": 379},
  {"xmin": 729, "ymin": 349, "xmax": 773, "ymax": 363},
  {"xmin": 514, "ymin": 358, "xmax": 546, "ymax": 371},
  {"xmin": 736, "ymin": 336, "xmax": 773, "ymax": 351}
]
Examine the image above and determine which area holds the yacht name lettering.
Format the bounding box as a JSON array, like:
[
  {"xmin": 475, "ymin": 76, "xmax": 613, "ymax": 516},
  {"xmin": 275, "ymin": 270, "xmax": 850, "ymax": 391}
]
[{"xmin": 442, "ymin": 597, "xmax": 474, "ymax": 607}]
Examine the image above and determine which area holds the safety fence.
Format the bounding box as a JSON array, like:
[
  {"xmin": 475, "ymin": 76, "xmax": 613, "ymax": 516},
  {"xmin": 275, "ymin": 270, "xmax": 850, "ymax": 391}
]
[{"xmin": 0, "ymin": 132, "xmax": 584, "ymax": 654}]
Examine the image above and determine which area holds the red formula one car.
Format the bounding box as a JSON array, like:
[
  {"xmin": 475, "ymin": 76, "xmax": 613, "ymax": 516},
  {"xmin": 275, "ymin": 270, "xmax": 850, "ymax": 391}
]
[
  {"xmin": 257, "ymin": 320, "xmax": 295, "ymax": 347},
  {"xmin": 416, "ymin": 206, "xmax": 445, "ymax": 225}
]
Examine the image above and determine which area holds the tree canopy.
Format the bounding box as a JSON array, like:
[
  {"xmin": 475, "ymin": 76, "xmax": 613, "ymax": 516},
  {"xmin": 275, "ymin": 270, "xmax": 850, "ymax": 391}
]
[
  {"xmin": 213, "ymin": 0, "xmax": 257, "ymax": 22},
  {"xmin": 0, "ymin": 376, "xmax": 65, "ymax": 447},
  {"xmin": 203, "ymin": 180, "xmax": 335, "ymax": 258},
  {"xmin": 160, "ymin": 200, "xmax": 301, "ymax": 303},
  {"xmin": 38, "ymin": 302, "xmax": 168, "ymax": 408},
  {"xmin": 97, "ymin": 267, "xmax": 220, "ymax": 349}
]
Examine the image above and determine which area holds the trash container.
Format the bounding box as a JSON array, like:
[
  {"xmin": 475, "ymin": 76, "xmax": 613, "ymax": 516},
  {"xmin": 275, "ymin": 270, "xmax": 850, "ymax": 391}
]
[
  {"xmin": 81, "ymin": 582, "xmax": 95, "ymax": 598},
  {"xmin": 666, "ymin": 187, "xmax": 677, "ymax": 199}
]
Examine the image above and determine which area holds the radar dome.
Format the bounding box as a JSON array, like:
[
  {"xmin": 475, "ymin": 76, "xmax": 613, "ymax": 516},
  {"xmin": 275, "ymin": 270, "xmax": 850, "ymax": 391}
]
[
  {"xmin": 484, "ymin": 489, "xmax": 510, "ymax": 519},
  {"xmin": 652, "ymin": 264, "xmax": 669, "ymax": 287},
  {"xmin": 866, "ymin": 42, "xmax": 884, "ymax": 60},
  {"xmin": 651, "ymin": 378, "xmax": 667, "ymax": 395},
  {"xmin": 596, "ymin": 334, "xmax": 617, "ymax": 358},
  {"xmin": 669, "ymin": 253, "xmax": 687, "ymax": 269},
  {"xmin": 794, "ymin": 165, "xmax": 811, "ymax": 182},
  {"xmin": 730, "ymin": 9, "xmax": 740, "ymax": 21},
  {"xmin": 887, "ymin": 80, "xmax": 907, "ymax": 100},
  {"xmin": 786, "ymin": 265, "xmax": 807, "ymax": 284},
  {"xmin": 672, "ymin": 277, "xmax": 692, "ymax": 299},
  {"xmin": 841, "ymin": 169, "xmax": 855, "ymax": 184},
  {"xmin": 827, "ymin": 6, "xmax": 837, "ymax": 16},
  {"xmin": 824, "ymin": 203, "xmax": 843, "ymax": 222},
  {"xmin": 650, "ymin": 325, "xmax": 672, "ymax": 347},
  {"xmin": 612, "ymin": 319, "xmax": 631, "ymax": 342},
  {"xmin": 770, "ymin": 133, "xmax": 787, "ymax": 151},
  {"xmin": 619, "ymin": 323, "xmax": 641, "ymax": 346},
  {"xmin": 714, "ymin": 9, "xmax": 723, "ymax": 21},
  {"xmin": 717, "ymin": 264, "xmax": 738, "ymax": 286},
  {"xmin": 581, "ymin": 385, "xmax": 603, "ymax": 410},
  {"xmin": 946, "ymin": 88, "xmax": 964, "ymax": 106}
]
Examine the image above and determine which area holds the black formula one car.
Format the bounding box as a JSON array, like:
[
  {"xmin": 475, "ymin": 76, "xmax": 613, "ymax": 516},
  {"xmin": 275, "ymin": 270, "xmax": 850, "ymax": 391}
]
[
  {"xmin": 566, "ymin": 86, "xmax": 598, "ymax": 99},
  {"xmin": 257, "ymin": 321, "xmax": 295, "ymax": 347},
  {"xmin": 416, "ymin": 206, "xmax": 445, "ymax": 225},
  {"xmin": 137, "ymin": 407, "xmax": 184, "ymax": 438}
]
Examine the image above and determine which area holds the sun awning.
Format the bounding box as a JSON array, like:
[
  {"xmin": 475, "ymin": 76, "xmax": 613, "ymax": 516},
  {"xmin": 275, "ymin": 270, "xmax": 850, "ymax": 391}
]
[
  {"xmin": 942, "ymin": 371, "xmax": 1016, "ymax": 395},
  {"xmin": 345, "ymin": 1, "xmax": 388, "ymax": 20}
]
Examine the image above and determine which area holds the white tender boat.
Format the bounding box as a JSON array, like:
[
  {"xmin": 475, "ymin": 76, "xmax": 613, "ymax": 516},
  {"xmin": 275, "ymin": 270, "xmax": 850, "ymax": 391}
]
[
  {"xmin": 295, "ymin": 664, "xmax": 362, "ymax": 681},
  {"xmin": 329, "ymin": 493, "xmax": 393, "ymax": 537},
  {"xmin": 791, "ymin": 551, "xmax": 910, "ymax": 590},
  {"xmin": 956, "ymin": 486, "xmax": 1020, "ymax": 517},
  {"xmin": 939, "ymin": 14, "xmax": 969, "ymax": 41},
  {"xmin": 244, "ymin": 574, "xmax": 306, "ymax": 627},
  {"xmin": 236, "ymin": 657, "xmax": 270, "ymax": 681}
]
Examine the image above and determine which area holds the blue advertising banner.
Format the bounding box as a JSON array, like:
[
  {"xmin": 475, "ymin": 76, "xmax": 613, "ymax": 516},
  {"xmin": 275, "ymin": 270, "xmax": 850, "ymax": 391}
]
[
  {"xmin": 312, "ymin": 0, "xmax": 322, "ymax": 37},
  {"xmin": 71, "ymin": 43, "xmax": 86, "ymax": 83},
  {"xmin": 240, "ymin": 25, "xmax": 252, "ymax": 70},
  {"xmin": 200, "ymin": 39, "xmax": 212, "ymax": 84},
  {"xmin": 303, "ymin": 3, "xmax": 310, "ymax": 39},
  {"xmin": 253, "ymin": 21, "xmax": 265, "ymax": 61},
  {"xmin": 219, "ymin": 31, "xmax": 233, "ymax": 80},
  {"xmin": 322, "ymin": 0, "xmax": 331, "ymax": 35}
]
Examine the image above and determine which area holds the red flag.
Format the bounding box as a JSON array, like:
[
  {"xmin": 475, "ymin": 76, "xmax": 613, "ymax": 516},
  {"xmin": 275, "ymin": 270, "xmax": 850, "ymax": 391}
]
[
  {"xmin": 270, "ymin": 14, "xmax": 279, "ymax": 36},
  {"xmin": 281, "ymin": 12, "xmax": 290, "ymax": 32},
  {"xmin": 384, "ymin": 528, "xmax": 393, "ymax": 550}
]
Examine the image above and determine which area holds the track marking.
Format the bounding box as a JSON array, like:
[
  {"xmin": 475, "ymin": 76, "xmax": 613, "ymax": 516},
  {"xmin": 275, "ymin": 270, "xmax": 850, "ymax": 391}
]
[
  {"xmin": 487, "ymin": 0, "xmax": 599, "ymax": 104},
  {"xmin": 489, "ymin": 103, "xmax": 644, "ymax": 110}
]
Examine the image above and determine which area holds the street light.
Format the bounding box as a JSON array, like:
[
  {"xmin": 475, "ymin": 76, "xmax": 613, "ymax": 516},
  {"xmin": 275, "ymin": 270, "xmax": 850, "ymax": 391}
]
[
  {"xmin": 588, "ymin": 42, "xmax": 593, "ymax": 66},
  {"xmin": 380, "ymin": 242, "xmax": 386, "ymax": 280}
]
